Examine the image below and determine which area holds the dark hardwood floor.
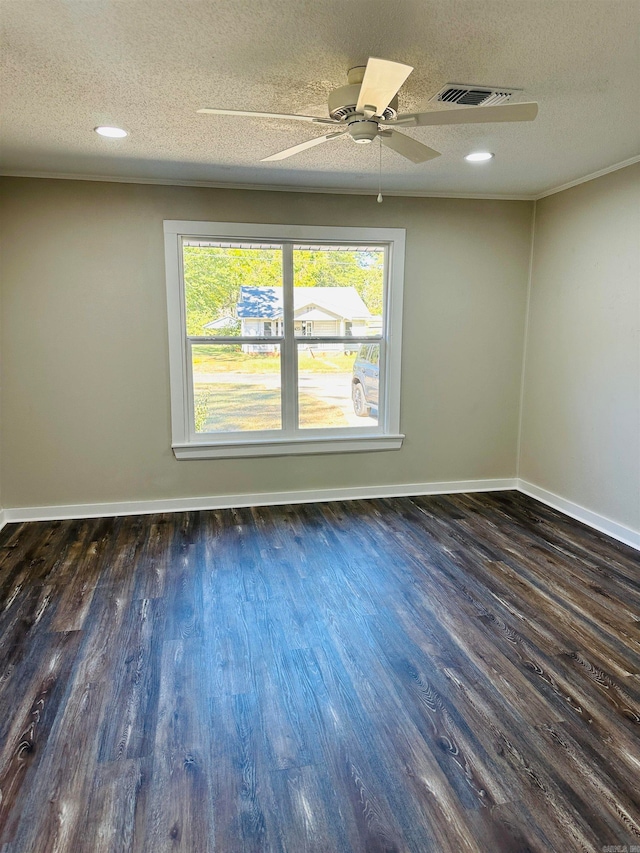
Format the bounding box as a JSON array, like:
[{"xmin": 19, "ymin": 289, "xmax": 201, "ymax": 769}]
[{"xmin": 0, "ymin": 491, "xmax": 638, "ymax": 852}]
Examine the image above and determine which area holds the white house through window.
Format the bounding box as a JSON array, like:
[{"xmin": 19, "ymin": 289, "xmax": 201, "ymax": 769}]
[{"xmin": 164, "ymin": 221, "xmax": 405, "ymax": 459}]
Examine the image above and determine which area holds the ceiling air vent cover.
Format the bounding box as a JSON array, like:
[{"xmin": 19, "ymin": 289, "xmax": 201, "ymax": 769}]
[{"xmin": 431, "ymin": 84, "xmax": 519, "ymax": 107}]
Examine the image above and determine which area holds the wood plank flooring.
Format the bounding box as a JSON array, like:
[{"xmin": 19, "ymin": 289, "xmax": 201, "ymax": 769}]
[{"xmin": 0, "ymin": 491, "xmax": 638, "ymax": 852}]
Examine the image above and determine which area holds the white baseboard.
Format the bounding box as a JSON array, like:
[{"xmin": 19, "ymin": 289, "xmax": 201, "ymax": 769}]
[
  {"xmin": 517, "ymin": 479, "xmax": 640, "ymax": 551},
  {"xmin": 0, "ymin": 478, "xmax": 517, "ymax": 525},
  {"xmin": 2, "ymin": 479, "xmax": 637, "ymax": 553}
]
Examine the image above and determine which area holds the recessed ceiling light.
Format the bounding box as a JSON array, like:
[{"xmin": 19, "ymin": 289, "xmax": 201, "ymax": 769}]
[
  {"xmin": 465, "ymin": 151, "xmax": 494, "ymax": 162},
  {"xmin": 94, "ymin": 126, "xmax": 128, "ymax": 138}
]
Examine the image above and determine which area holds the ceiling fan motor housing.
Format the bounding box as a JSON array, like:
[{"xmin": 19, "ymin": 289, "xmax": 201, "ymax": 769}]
[{"xmin": 327, "ymin": 84, "xmax": 399, "ymax": 121}]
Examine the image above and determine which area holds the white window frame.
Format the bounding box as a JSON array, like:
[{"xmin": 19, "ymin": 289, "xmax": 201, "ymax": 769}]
[{"xmin": 164, "ymin": 220, "xmax": 405, "ymax": 459}]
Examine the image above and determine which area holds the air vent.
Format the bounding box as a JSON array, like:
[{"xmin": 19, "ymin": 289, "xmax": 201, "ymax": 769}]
[{"xmin": 431, "ymin": 84, "xmax": 519, "ymax": 107}]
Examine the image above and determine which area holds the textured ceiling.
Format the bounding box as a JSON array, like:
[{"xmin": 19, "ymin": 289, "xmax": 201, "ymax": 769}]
[{"xmin": 1, "ymin": 0, "xmax": 639, "ymax": 196}]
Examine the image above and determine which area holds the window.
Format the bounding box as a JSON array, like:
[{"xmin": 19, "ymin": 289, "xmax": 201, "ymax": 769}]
[{"xmin": 164, "ymin": 221, "xmax": 405, "ymax": 459}]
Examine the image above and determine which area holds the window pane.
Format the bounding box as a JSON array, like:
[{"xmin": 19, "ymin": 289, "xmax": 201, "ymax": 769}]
[
  {"xmin": 297, "ymin": 343, "xmax": 379, "ymax": 429},
  {"xmin": 183, "ymin": 241, "xmax": 283, "ymax": 338},
  {"xmin": 293, "ymin": 245, "xmax": 384, "ymax": 338},
  {"xmin": 192, "ymin": 344, "xmax": 281, "ymax": 432}
]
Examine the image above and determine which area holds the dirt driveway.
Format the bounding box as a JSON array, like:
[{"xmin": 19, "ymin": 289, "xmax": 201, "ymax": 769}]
[{"xmin": 194, "ymin": 370, "xmax": 377, "ymax": 427}]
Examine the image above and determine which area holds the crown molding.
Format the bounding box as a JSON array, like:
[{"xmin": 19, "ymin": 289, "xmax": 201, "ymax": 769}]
[
  {"xmin": 0, "ymin": 170, "xmax": 535, "ymax": 201},
  {"xmin": 533, "ymin": 154, "xmax": 640, "ymax": 200},
  {"xmin": 2, "ymin": 153, "xmax": 638, "ymax": 202}
]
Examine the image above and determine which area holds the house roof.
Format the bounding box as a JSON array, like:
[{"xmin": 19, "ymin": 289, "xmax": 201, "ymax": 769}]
[
  {"xmin": 237, "ymin": 287, "xmax": 371, "ymax": 320},
  {"xmin": 203, "ymin": 315, "xmax": 237, "ymax": 329},
  {"xmin": 295, "ymin": 307, "xmax": 341, "ymax": 322}
]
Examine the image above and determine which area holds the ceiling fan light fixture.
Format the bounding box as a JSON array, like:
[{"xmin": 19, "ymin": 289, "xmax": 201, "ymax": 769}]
[
  {"xmin": 465, "ymin": 151, "xmax": 494, "ymax": 162},
  {"xmin": 348, "ymin": 119, "xmax": 379, "ymax": 145},
  {"xmin": 95, "ymin": 125, "xmax": 128, "ymax": 138}
]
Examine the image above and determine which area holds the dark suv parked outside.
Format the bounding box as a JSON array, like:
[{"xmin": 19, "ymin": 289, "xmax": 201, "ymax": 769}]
[{"xmin": 351, "ymin": 344, "xmax": 379, "ymax": 417}]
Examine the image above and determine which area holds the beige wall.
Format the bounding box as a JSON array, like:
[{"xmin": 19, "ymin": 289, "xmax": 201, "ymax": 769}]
[
  {"xmin": 0, "ymin": 177, "xmax": 532, "ymax": 508},
  {"xmin": 520, "ymin": 164, "xmax": 640, "ymax": 532}
]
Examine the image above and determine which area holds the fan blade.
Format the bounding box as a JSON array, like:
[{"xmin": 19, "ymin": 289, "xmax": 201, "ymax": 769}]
[
  {"xmin": 380, "ymin": 131, "xmax": 440, "ymax": 163},
  {"xmin": 198, "ymin": 108, "xmax": 337, "ymax": 124},
  {"xmin": 391, "ymin": 101, "xmax": 538, "ymax": 127},
  {"xmin": 261, "ymin": 131, "xmax": 346, "ymax": 162},
  {"xmin": 356, "ymin": 57, "xmax": 413, "ymax": 117}
]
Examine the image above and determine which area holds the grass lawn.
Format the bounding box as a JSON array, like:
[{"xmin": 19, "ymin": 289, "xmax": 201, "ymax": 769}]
[
  {"xmin": 195, "ymin": 383, "xmax": 350, "ymax": 431},
  {"xmin": 192, "ymin": 347, "xmax": 357, "ymax": 375}
]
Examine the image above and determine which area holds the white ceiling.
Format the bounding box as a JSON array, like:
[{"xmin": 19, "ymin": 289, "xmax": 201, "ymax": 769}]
[{"xmin": 1, "ymin": 0, "xmax": 639, "ymax": 197}]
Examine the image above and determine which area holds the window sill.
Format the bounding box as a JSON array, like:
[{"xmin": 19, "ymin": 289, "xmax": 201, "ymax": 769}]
[{"xmin": 172, "ymin": 434, "xmax": 404, "ymax": 460}]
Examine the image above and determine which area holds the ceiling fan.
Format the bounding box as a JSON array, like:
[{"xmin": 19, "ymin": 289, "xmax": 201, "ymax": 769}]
[{"xmin": 198, "ymin": 57, "xmax": 538, "ymax": 164}]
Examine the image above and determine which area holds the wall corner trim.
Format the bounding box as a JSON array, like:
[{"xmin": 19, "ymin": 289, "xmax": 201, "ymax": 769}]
[
  {"xmin": 516, "ymin": 199, "xmax": 536, "ymax": 478},
  {"xmin": 517, "ymin": 479, "xmax": 640, "ymax": 551}
]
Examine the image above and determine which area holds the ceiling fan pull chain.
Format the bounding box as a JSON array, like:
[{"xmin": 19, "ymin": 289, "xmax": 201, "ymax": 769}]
[{"xmin": 377, "ymin": 138, "xmax": 383, "ymax": 203}]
